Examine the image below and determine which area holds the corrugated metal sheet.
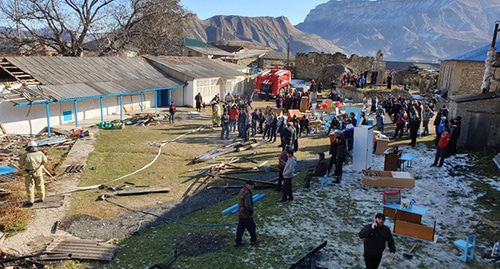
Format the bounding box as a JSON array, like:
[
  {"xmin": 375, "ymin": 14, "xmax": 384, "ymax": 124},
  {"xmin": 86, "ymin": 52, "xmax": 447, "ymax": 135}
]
[
  {"xmin": 444, "ymin": 40, "xmax": 500, "ymax": 62},
  {"xmin": 42, "ymin": 238, "xmax": 119, "ymax": 261},
  {"xmin": 2, "ymin": 57, "xmax": 183, "ymax": 100},
  {"xmin": 147, "ymin": 56, "xmax": 246, "ymax": 79}
]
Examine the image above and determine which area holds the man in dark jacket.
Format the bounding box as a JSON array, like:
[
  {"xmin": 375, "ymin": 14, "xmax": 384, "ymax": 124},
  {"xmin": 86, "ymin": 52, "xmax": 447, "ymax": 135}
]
[
  {"xmin": 235, "ymin": 181, "xmax": 257, "ymax": 247},
  {"xmin": 282, "ymin": 123, "xmax": 294, "ymax": 151},
  {"xmin": 168, "ymin": 102, "xmax": 176, "ymax": 123},
  {"xmin": 334, "ymin": 136, "xmax": 347, "ymax": 183},
  {"xmin": 408, "ymin": 114, "xmax": 421, "ymax": 147},
  {"xmin": 359, "ymin": 213, "xmax": 396, "ymax": 269},
  {"xmin": 195, "ymin": 93, "xmax": 203, "ymax": 112},
  {"xmin": 304, "ymin": 152, "xmax": 329, "ymax": 188}
]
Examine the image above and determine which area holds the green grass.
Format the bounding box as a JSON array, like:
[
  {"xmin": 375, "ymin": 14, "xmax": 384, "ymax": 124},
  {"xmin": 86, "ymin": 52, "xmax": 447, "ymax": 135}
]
[{"xmin": 111, "ymin": 172, "xmax": 311, "ymax": 269}]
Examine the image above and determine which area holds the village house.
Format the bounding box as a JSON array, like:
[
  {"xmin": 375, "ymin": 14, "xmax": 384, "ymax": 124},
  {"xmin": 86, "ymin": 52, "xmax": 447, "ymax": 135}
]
[
  {"xmin": 0, "ymin": 56, "xmax": 184, "ymax": 135},
  {"xmin": 145, "ymin": 56, "xmax": 252, "ymax": 107},
  {"xmin": 438, "ymin": 39, "xmax": 500, "ymax": 97},
  {"xmin": 442, "ymin": 40, "xmax": 500, "ymax": 149}
]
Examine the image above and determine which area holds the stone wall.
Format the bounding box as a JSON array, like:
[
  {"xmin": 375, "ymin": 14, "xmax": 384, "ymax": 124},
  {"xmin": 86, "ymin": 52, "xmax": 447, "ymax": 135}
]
[
  {"xmin": 295, "ymin": 52, "xmax": 374, "ymax": 82},
  {"xmin": 438, "ymin": 61, "xmax": 485, "ymax": 97},
  {"xmin": 449, "ymin": 96, "xmax": 500, "ymax": 149}
]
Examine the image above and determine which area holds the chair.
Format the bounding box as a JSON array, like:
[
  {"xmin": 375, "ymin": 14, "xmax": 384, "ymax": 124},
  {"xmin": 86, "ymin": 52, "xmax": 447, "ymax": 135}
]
[{"xmin": 454, "ymin": 235, "xmax": 476, "ymax": 262}]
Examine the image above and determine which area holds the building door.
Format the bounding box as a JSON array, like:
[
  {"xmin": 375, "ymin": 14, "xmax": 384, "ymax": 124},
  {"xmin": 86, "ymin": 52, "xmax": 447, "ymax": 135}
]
[
  {"xmin": 157, "ymin": 89, "xmax": 171, "ymax": 107},
  {"xmin": 466, "ymin": 112, "xmax": 489, "ymax": 149}
]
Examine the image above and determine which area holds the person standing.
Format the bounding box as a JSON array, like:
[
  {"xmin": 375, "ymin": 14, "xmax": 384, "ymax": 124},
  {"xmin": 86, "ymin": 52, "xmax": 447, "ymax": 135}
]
[
  {"xmin": 304, "ymin": 153, "xmax": 329, "ymax": 188},
  {"xmin": 281, "ymin": 148, "xmax": 297, "ymax": 203},
  {"xmin": 262, "ymin": 112, "xmax": 273, "ymax": 140},
  {"xmin": 375, "ymin": 109, "xmax": 384, "ymax": 133},
  {"xmin": 408, "ymin": 114, "xmax": 421, "ymax": 147},
  {"xmin": 431, "ymin": 128, "xmax": 450, "ymax": 167},
  {"xmin": 282, "ymin": 123, "xmax": 294, "ymax": 151},
  {"xmin": 277, "ymin": 147, "xmax": 289, "ymax": 192},
  {"xmin": 359, "ymin": 213, "xmax": 396, "ymax": 269},
  {"xmin": 229, "ymin": 105, "xmax": 239, "ymax": 133},
  {"xmin": 220, "ymin": 111, "xmax": 230, "ymax": 140},
  {"xmin": 334, "ymin": 136, "xmax": 347, "ymax": 183},
  {"xmin": 258, "ymin": 109, "xmax": 265, "ymax": 134},
  {"xmin": 19, "ymin": 141, "xmax": 47, "ymax": 207},
  {"xmin": 387, "ymin": 74, "xmax": 393, "ymax": 90},
  {"xmin": 195, "ymin": 93, "xmax": 203, "ymax": 112},
  {"xmin": 168, "ymin": 102, "xmax": 176, "ymax": 123},
  {"xmin": 235, "ymin": 181, "xmax": 257, "ymax": 247},
  {"xmin": 422, "ymin": 105, "xmax": 434, "ymax": 136},
  {"xmin": 435, "ymin": 116, "xmax": 448, "ymax": 146},
  {"xmin": 251, "ymin": 109, "xmax": 259, "ymax": 137}
]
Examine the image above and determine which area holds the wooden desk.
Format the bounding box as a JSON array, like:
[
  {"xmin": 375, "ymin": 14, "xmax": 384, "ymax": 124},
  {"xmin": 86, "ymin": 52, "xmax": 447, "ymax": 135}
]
[{"xmin": 382, "ymin": 204, "xmax": 428, "ymax": 224}]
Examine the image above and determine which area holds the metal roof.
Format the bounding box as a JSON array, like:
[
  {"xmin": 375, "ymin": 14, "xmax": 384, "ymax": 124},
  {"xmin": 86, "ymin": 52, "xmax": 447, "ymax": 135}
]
[
  {"xmin": 449, "ymin": 91, "xmax": 499, "ymax": 103},
  {"xmin": 444, "ymin": 40, "xmax": 500, "ymax": 62},
  {"xmin": 146, "ymin": 56, "xmax": 246, "ymax": 80},
  {"xmin": 1, "ymin": 56, "xmax": 183, "ymax": 100}
]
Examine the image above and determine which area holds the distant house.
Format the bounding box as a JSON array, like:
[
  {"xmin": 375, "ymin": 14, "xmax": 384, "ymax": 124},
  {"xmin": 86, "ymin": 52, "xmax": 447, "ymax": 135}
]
[
  {"xmin": 438, "ymin": 40, "xmax": 500, "ymax": 97},
  {"xmin": 181, "ymin": 39, "xmax": 234, "ymax": 60},
  {"xmin": 0, "ymin": 56, "xmax": 182, "ymax": 135},
  {"xmin": 258, "ymin": 51, "xmax": 295, "ymax": 69},
  {"xmin": 145, "ymin": 56, "xmax": 251, "ymax": 107}
]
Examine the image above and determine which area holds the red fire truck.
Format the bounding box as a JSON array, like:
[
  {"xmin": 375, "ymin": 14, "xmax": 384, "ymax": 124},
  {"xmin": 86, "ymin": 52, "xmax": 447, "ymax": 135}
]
[{"xmin": 255, "ymin": 69, "xmax": 292, "ymax": 98}]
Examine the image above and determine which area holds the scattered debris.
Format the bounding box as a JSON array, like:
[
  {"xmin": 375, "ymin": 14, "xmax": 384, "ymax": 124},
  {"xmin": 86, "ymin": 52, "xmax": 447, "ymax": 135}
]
[
  {"xmin": 0, "ymin": 166, "xmax": 17, "ymax": 183},
  {"xmin": 37, "ymin": 127, "xmax": 70, "ymax": 137},
  {"xmin": 125, "ymin": 113, "xmax": 162, "ymax": 126},
  {"xmin": 174, "ymin": 232, "xmax": 227, "ymax": 257},
  {"xmin": 98, "ymin": 187, "xmax": 171, "ymax": 200},
  {"xmin": 403, "ymin": 242, "xmax": 420, "ymax": 259},
  {"xmin": 192, "ymin": 139, "xmax": 263, "ymax": 163},
  {"xmin": 40, "ymin": 237, "xmax": 119, "ymax": 261},
  {"xmin": 64, "ymin": 164, "xmax": 85, "ymax": 174},
  {"xmin": 30, "ymin": 195, "xmax": 65, "ymax": 209},
  {"xmin": 289, "ymin": 241, "xmax": 328, "ymax": 269},
  {"xmin": 35, "ymin": 136, "xmax": 68, "ymax": 147}
]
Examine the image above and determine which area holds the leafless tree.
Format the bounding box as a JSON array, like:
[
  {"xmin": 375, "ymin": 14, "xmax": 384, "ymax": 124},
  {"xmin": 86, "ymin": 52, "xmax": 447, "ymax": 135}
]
[{"xmin": 0, "ymin": 0, "xmax": 187, "ymax": 56}]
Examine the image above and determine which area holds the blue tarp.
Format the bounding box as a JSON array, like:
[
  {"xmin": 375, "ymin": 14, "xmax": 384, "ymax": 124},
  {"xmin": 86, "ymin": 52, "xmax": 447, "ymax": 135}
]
[{"xmin": 0, "ymin": 166, "xmax": 17, "ymax": 175}]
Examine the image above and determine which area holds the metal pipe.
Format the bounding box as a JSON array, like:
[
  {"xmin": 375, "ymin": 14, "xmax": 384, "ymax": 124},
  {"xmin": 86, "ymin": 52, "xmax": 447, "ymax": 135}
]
[
  {"xmin": 119, "ymin": 95, "xmax": 123, "ymax": 120},
  {"xmin": 74, "ymin": 100, "xmax": 79, "ymax": 127},
  {"xmin": 45, "ymin": 102, "xmax": 51, "ymax": 137},
  {"xmin": 492, "ymin": 21, "xmax": 499, "ymax": 48},
  {"xmin": 140, "ymin": 93, "xmax": 144, "ymax": 112},
  {"xmin": 155, "ymin": 90, "xmax": 159, "ymax": 113},
  {"xmin": 99, "ymin": 96, "xmax": 104, "ymax": 122}
]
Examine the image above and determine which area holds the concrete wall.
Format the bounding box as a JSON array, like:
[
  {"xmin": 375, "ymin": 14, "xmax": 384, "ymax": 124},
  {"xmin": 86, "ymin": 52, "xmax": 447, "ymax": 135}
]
[
  {"xmin": 438, "ymin": 61, "xmax": 485, "ymax": 97},
  {"xmin": 449, "ymin": 97, "xmax": 500, "ymax": 149},
  {"xmin": 295, "ymin": 52, "xmax": 374, "ymax": 81},
  {"xmin": 0, "ymin": 92, "xmax": 154, "ymax": 135}
]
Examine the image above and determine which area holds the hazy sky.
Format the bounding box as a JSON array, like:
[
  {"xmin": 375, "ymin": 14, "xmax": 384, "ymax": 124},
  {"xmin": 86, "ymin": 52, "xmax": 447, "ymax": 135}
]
[{"xmin": 180, "ymin": 0, "xmax": 328, "ymax": 25}]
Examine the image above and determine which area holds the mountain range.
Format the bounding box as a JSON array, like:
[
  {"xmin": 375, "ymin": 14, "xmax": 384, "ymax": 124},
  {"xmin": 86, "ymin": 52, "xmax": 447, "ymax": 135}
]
[
  {"xmin": 187, "ymin": 15, "xmax": 344, "ymax": 54},
  {"xmin": 187, "ymin": 0, "xmax": 500, "ymax": 61},
  {"xmin": 297, "ymin": 0, "xmax": 500, "ymax": 61}
]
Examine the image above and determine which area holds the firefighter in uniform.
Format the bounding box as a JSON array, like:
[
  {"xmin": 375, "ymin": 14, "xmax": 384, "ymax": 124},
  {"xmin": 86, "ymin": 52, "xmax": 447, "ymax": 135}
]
[{"xmin": 19, "ymin": 141, "xmax": 47, "ymax": 207}]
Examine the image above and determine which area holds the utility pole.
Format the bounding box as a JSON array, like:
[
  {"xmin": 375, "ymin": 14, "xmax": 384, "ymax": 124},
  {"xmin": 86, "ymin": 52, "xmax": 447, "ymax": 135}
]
[
  {"xmin": 481, "ymin": 21, "xmax": 499, "ymax": 93},
  {"xmin": 286, "ymin": 37, "xmax": 290, "ymax": 70}
]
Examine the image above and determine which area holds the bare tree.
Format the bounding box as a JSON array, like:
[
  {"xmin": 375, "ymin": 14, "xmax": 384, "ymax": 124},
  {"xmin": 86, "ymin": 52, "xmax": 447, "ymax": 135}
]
[{"xmin": 0, "ymin": 0, "xmax": 187, "ymax": 56}]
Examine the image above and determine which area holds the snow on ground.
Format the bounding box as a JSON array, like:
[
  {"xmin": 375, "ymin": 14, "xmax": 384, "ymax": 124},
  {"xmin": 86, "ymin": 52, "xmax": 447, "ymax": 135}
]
[{"xmin": 254, "ymin": 144, "xmax": 495, "ymax": 268}]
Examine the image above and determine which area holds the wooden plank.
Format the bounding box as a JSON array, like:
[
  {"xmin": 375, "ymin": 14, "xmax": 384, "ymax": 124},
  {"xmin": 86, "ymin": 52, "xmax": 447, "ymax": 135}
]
[
  {"xmin": 289, "ymin": 241, "xmax": 328, "ymax": 269},
  {"xmin": 114, "ymin": 187, "xmax": 171, "ymax": 196},
  {"xmin": 219, "ymin": 175, "xmax": 278, "ymax": 187},
  {"xmin": 393, "ymin": 220, "xmax": 435, "ymax": 241},
  {"xmin": 361, "ymin": 177, "xmax": 415, "ymax": 188}
]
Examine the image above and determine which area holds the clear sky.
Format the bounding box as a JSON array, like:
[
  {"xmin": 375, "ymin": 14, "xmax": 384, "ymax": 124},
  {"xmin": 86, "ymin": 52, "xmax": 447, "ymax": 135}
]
[{"xmin": 180, "ymin": 0, "xmax": 329, "ymax": 25}]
